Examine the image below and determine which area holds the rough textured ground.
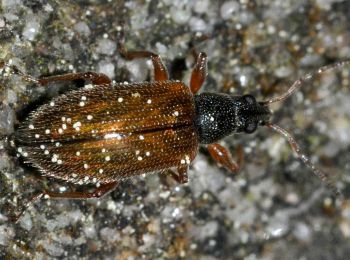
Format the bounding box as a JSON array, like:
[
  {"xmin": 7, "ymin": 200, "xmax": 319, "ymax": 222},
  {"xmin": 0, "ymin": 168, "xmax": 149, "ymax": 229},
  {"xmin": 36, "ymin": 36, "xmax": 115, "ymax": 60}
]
[{"xmin": 0, "ymin": 0, "xmax": 350, "ymax": 259}]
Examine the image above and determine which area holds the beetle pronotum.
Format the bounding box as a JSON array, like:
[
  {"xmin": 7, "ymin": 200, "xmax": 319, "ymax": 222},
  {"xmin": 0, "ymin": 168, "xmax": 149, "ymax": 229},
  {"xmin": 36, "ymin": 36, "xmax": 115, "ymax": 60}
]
[{"xmin": 0, "ymin": 43, "xmax": 349, "ymax": 220}]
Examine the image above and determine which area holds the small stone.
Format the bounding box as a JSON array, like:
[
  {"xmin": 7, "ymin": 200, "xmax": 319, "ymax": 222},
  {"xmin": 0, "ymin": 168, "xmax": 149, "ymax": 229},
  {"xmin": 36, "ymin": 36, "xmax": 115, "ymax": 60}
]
[
  {"xmin": 96, "ymin": 38, "xmax": 116, "ymax": 56},
  {"xmin": 220, "ymin": 1, "xmax": 240, "ymax": 20}
]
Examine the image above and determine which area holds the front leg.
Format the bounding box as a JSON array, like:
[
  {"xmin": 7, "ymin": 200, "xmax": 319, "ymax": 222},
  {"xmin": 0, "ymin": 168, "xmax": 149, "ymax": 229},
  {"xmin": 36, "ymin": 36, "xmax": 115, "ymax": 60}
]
[{"xmin": 207, "ymin": 143, "xmax": 244, "ymax": 174}]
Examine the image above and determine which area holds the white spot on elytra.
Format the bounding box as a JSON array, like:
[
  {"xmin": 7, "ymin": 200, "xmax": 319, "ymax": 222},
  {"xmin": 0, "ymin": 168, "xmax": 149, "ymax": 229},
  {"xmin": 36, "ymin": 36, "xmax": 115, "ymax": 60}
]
[
  {"xmin": 146, "ymin": 151, "xmax": 150, "ymax": 156},
  {"xmin": 29, "ymin": 124, "xmax": 34, "ymax": 129},
  {"xmin": 118, "ymin": 97, "xmax": 123, "ymax": 102},
  {"xmin": 210, "ymin": 116, "xmax": 214, "ymax": 122},
  {"xmin": 58, "ymin": 128, "xmax": 63, "ymax": 134},
  {"xmin": 174, "ymin": 111, "xmax": 179, "ymax": 116},
  {"xmin": 81, "ymin": 96, "xmax": 87, "ymax": 101},
  {"xmin": 62, "ymin": 124, "xmax": 67, "ymax": 130},
  {"xmin": 23, "ymin": 152, "xmax": 28, "ymax": 157},
  {"xmin": 79, "ymin": 101, "xmax": 85, "ymax": 107},
  {"xmin": 139, "ymin": 135, "xmax": 144, "ymax": 140},
  {"xmin": 73, "ymin": 121, "xmax": 82, "ymax": 129},
  {"xmin": 51, "ymin": 154, "xmax": 58, "ymax": 162},
  {"xmin": 55, "ymin": 142, "xmax": 60, "ymax": 147},
  {"xmin": 105, "ymin": 155, "xmax": 111, "ymax": 161},
  {"xmin": 137, "ymin": 156, "xmax": 143, "ymax": 161},
  {"xmin": 181, "ymin": 155, "xmax": 191, "ymax": 165},
  {"xmin": 44, "ymin": 150, "xmax": 49, "ymax": 155},
  {"xmin": 84, "ymin": 84, "xmax": 93, "ymax": 89},
  {"xmin": 57, "ymin": 159, "xmax": 62, "ymax": 164},
  {"xmin": 76, "ymin": 151, "xmax": 81, "ymax": 156},
  {"xmin": 50, "ymin": 101, "xmax": 55, "ymax": 106},
  {"xmin": 84, "ymin": 163, "xmax": 89, "ymax": 169},
  {"xmin": 61, "ymin": 117, "xmax": 66, "ymax": 122},
  {"xmin": 40, "ymin": 145, "xmax": 45, "ymax": 149},
  {"xmin": 147, "ymin": 99, "xmax": 152, "ymax": 104},
  {"xmin": 35, "ymin": 134, "xmax": 40, "ymax": 139},
  {"xmin": 87, "ymin": 115, "xmax": 93, "ymax": 120},
  {"xmin": 99, "ymin": 169, "xmax": 104, "ymax": 174},
  {"xmin": 72, "ymin": 173, "xmax": 77, "ymax": 178},
  {"xmin": 132, "ymin": 92, "xmax": 140, "ymax": 97},
  {"xmin": 84, "ymin": 176, "xmax": 89, "ymax": 182},
  {"xmin": 135, "ymin": 150, "xmax": 140, "ymax": 155},
  {"xmin": 45, "ymin": 129, "xmax": 50, "ymax": 134},
  {"xmin": 102, "ymin": 148, "xmax": 106, "ymax": 153}
]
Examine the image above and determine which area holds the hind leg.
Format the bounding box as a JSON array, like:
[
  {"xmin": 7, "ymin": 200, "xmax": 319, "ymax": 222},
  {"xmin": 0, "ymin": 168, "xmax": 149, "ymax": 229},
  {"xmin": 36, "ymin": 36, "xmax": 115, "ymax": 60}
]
[
  {"xmin": 0, "ymin": 61, "xmax": 111, "ymax": 86},
  {"xmin": 11, "ymin": 181, "xmax": 118, "ymax": 222}
]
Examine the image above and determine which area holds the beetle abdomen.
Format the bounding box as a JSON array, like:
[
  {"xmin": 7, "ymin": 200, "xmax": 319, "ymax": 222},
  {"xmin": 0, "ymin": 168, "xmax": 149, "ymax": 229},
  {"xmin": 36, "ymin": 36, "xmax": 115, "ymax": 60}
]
[{"xmin": 15, "ymin": 81, "xmax": 198, "ymax": 185}]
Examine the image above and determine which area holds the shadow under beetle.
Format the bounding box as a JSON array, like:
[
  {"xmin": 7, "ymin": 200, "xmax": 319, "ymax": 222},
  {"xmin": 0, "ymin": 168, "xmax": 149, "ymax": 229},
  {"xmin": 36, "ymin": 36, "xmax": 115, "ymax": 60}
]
[{"xmin": 1, "ymin": 42, "xmax": 349, "ymax": 220}]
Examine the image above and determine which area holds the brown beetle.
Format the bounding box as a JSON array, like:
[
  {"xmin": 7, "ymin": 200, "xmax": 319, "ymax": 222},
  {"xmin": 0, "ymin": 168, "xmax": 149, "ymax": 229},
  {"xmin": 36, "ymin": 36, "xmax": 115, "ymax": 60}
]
[{"xmin": 1, "ymin": 43, "xmax": 349, "ymax": 218}]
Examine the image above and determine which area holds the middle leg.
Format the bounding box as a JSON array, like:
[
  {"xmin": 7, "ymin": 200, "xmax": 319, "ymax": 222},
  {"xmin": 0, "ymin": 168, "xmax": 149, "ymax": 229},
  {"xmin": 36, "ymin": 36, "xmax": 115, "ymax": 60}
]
[
  {"xmin": 190, "ymin": 52, "xmax": 208, "ymax": 94},
  {"xmin": 118, "ymin": 41, "xmax": 168, "ymax": 81}
]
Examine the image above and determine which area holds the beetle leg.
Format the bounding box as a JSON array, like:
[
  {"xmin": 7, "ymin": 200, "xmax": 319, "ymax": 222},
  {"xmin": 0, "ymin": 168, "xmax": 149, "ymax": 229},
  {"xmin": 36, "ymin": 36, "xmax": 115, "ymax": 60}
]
[
  {"xmin": 168, "ymin": 166, "xmax": 189, "ymax": 184},
  {"xmin": 118, "ymin": 42, "xmax": 169, "ymax": 81},
  {"xmin": 207, "ymin": 143, "xmax": 244, "ymax": 173},
  {"xmin": 38, "ymin": 71, "xmax": 112, "ymax": 86},
  {"xmin": 11, "ymin": 182, "xmax": 119, "ymax": 222},
  {"xmin": 0, "ymin": 61, "xmax": 111, "ymax": 86},
  {"xmin": 41, "ymin": 181, "xmax": 119, "ymax": 199},
  {"xmin": 190, "ymin": 52, "xmax": 208, "ymax": 94}
]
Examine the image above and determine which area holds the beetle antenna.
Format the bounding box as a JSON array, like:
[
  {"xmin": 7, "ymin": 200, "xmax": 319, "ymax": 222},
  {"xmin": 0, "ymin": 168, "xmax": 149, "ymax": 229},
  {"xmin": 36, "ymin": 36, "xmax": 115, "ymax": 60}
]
[
  {"xmin": 266, "ymin": 123, "xmax": 343, "ymax": 199},
  {"xmin": 0, "ymin": 60, "xmax": 39, "ymax": 84},
  {"xmin": 262, "ymin": 59, "xmax": 350, "ymax": 105}
]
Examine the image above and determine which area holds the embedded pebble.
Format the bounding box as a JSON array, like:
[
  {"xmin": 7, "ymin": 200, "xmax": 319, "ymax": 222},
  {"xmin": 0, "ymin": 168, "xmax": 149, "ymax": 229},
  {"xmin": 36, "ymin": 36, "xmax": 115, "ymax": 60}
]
[
  {"xmin": 40, "ymin": 240, "xmax": 65, "ymax": 257},
  {"xmin": 0, "ymin": 103, "xmax": 15, "ymax": 135},
  {"xmin": 100, "ymin": 227, "xmax": 121, "ymax": 243},
  {"xmin": 189, "ymin": 17, "xmax": 207, "ymax": 32},
  {"xmin": 19, "ymin": 213, "xmax": 33, "ymax": 231},
  {"xmin": 193, "ymin": 0, "xmax": 210, "ymax": 13},
  {"xmin": 98, "ymin": 60, "xmax": 115, "ymax": 79},
  {"xmin": 0, "ymin": 225, "xmax": 15, "ymax": 246},
  {"xmin": 73, "ymin": 21, "xmax": 91, "ymax": 36},
  {"xmin": 22, "ymin": 17, "xmax": 40, "ymax": 41},
  {"xmin": 220, "ymin": 1, "xmax": 240, "ymax": 20},
  {"xmin": 292, "ymin": 222, "xmax": 312, "ymax": 243},
  {"xmin": 96, "ymin": 38, "xmax": 116, "ymax": 56},
  {"xmin": 170, "ymin": 5, "xmax": 191, "ymax": 24}
]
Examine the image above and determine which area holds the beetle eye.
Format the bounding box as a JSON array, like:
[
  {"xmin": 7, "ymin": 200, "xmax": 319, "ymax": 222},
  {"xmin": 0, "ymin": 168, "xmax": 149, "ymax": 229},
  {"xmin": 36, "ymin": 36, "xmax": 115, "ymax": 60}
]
[
  {"xmin": 244, "ymin": 121, "xmax": 257, "ymax": 134},
  {"xmin": 242, "ymin": 95, "xmax": 256, "ymax": 105}
]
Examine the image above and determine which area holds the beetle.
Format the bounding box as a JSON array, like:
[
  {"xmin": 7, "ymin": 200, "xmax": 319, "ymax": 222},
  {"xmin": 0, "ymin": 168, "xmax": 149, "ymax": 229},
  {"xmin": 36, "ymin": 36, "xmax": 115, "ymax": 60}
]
[{"xmin": 1, "ymin": 43, "xmax": 349, "ymax": 219}]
